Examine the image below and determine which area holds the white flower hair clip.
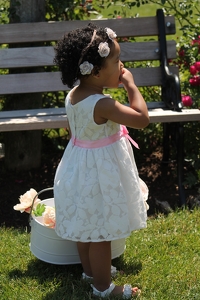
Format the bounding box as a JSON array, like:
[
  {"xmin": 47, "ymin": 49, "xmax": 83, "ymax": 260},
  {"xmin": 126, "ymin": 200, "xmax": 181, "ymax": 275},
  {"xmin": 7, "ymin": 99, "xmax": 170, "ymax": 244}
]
[
  {"xmin": 98, "ymin": 42, "xmax": 110, "ymax": 58},
  {"xmin": 79, "ymin": 61, "xmax": 94, "ymax": 75},
  {"xmin": 106, "ymin": 27, "xmax": 117, "ymax": 41},
  {"xmin": 97, "ymin": 28, "xmax": 117, "ymax": 58}
]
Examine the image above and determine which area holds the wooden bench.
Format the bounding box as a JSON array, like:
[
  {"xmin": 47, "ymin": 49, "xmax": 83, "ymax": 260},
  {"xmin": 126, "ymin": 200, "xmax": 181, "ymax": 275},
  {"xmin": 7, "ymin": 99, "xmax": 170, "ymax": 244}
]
[{"xmin": 0, "ymin": 9, "xmax": 199, "ymax": 205}]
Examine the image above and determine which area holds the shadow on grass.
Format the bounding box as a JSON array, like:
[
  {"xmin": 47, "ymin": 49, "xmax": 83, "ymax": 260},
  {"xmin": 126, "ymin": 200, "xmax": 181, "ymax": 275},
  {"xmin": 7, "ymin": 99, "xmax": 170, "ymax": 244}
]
[
  {"xmin": 8, "ymin": 258, "xmax": 83, "ymax": 283},
  {"xmin": 8, "ymin": 255, "xmax": 143, "ymax": 299}
]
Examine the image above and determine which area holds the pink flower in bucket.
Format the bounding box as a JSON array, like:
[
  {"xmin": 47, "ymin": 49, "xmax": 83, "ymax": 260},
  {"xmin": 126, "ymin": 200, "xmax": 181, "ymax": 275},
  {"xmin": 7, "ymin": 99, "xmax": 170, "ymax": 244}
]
[
  {"xmin": 43, "ymin": 206, "xmax": 56, "ymax": 228},
  {"xmin": 13, "ymin": 188, "xmax": 41, "ymax": 213},
  {"xmin": 139, "ymin": 178, "xmax": 149, "ymax": 210}
]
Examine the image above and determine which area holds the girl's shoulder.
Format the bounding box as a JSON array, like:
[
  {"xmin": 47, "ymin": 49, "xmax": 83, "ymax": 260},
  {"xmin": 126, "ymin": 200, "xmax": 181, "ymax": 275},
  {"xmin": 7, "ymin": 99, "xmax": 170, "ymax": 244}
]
[{"xmin": 66, "ymin": 89, "xmax": 110, "ymax": 108}]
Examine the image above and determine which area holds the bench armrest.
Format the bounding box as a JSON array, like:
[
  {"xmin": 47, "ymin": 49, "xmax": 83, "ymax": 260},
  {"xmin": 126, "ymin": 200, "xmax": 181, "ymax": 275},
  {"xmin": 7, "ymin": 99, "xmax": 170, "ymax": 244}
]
[{"xmin": 157, "ymin": 9, "xmax": 182, "ymax": 112}]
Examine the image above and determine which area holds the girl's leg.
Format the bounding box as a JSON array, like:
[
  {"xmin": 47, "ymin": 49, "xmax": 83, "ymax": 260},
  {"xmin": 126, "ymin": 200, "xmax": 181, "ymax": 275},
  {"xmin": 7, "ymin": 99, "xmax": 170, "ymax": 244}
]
[
  {"xmin": 89, "ymin": 241, "xmax": 111, "ymax": 291},
  {"xmin": 78, "ymin": 241, "xmax": 140, "ymax": 297},
  {"xmin": 77, "ymin": 241, "xmax": 111, "ymax": 287},
  {"xmin": 90, "ymin": 241, "xmax": 140, "ymax": 297},
  {"xmin": 77, "ymin": 241, "xmax": 92, "ymax": 277}
]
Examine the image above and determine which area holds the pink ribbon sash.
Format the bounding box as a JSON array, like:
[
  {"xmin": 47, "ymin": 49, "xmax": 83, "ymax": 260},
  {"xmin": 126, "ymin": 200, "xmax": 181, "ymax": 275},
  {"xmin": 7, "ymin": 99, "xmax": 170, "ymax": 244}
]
[{"xmin": 71, "ymin": 125, "xmax": 139, "ymax": 149}]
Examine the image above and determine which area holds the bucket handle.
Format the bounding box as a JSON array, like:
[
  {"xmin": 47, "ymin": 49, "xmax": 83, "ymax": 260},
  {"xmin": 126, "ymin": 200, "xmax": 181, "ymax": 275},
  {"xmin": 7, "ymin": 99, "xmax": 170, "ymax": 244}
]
[{"xmin": 29, "ymin": 187, "xmax": 53, "ymax": 225}]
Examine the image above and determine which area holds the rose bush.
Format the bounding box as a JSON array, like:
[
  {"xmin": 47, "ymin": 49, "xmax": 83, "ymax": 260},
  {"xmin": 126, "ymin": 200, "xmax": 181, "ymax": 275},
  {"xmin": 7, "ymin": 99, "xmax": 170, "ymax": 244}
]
[{"xmin": 174, "ymin": 35, "xmax": 200, "ymax": 108}]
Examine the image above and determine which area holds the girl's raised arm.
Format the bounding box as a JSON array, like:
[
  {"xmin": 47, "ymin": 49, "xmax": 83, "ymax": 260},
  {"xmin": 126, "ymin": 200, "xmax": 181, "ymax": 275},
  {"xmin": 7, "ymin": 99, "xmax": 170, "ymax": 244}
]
[{"xmin": 95, "ymin": 69, "xmax": 149, "ymax": 129}]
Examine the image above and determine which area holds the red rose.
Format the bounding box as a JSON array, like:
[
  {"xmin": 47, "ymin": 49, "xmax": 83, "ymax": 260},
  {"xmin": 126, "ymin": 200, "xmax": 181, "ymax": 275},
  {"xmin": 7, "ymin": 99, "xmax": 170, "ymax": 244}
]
[
  {"xmin": 181, "ymin": 95, "xmax": 193, "ymax": 107},
  {"xmin": 190, "ymin": 65, "xmax": 197, "ymax": 75},
  {"xmin": 194, "ymin": 61, "xmax": 200, "ymax": 71},
  {"xmin": 189, "ymin": 76, "xmax": 200, "ymax": 86}
]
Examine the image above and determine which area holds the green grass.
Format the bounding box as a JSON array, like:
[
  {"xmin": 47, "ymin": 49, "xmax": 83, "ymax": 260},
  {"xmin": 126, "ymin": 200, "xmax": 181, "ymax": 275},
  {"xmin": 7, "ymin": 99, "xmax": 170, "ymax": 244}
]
[
  {"xmin": 1, "ymin": 208, "xmax": 200, "ymax": 299},
  {"xmin": 90, "ymin": 1, "xmax": 161, "ymax": 19}
]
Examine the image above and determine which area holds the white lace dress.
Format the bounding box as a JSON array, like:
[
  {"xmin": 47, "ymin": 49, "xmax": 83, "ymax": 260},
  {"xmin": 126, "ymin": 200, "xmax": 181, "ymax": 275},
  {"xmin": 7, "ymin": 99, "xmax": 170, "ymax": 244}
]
[{"xmin": 54, "ymin": 90, "xmax": 148, "ymax": 242}]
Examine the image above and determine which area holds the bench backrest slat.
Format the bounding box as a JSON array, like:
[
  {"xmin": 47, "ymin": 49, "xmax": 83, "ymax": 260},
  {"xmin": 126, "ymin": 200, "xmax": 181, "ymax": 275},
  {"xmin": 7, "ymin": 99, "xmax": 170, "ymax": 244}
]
[
  {"xmin": 0, "ymin": 16, "xmax": 175, "ymax": 44},
  {"xmin": 0, "ymin": 41, "xmax": 177, "ymax": 69},
  {"xmin": 0, "ymin": 66, "xmax": 179, "ymax": 95}
]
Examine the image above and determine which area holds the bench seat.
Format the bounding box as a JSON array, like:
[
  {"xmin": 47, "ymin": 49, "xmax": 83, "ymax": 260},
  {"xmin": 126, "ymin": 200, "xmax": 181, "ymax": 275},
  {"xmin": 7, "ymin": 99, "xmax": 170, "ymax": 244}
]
[{"xmin": 0, "ymin": 104, "xmax": 199, "ymax": 132}]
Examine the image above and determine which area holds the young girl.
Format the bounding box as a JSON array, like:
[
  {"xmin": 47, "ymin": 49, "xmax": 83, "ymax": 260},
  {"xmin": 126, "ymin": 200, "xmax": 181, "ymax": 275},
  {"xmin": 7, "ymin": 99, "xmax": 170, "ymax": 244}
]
[{"xmin": 54, "ymin": 23, "xmax": 149, "ymax": 298}]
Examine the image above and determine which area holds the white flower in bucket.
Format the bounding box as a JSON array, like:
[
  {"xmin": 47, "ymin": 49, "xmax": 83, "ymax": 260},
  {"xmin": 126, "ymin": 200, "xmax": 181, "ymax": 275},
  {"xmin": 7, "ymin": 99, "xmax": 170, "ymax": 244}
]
[{"xmin": 13, "ymin": 188, "xmax": 41, "ymax": 213}]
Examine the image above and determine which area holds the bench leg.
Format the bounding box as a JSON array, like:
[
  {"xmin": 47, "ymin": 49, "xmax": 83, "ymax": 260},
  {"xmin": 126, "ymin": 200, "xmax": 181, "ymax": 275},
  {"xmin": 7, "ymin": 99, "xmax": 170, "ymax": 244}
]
[
  {"xmin": 176, "ymin": 122, "xmax": 186, "ymax": 206},
  {"xmin": 162, "ymin": 123, "xmax": 170, "ymax": 164},
  {"xmin": 162, "ymin": 123, "xmax": 186, "ymax": 206}
]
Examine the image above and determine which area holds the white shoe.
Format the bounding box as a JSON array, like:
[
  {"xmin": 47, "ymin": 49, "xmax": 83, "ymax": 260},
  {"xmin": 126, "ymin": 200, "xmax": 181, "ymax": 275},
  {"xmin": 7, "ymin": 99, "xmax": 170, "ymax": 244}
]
[
  {"xmin": 91, "ymin": 282, "xmax": 138, "ymax": 298},
  {"xmin": 82, "ymin": 265, "xmax": 118, "ymax": 281}
]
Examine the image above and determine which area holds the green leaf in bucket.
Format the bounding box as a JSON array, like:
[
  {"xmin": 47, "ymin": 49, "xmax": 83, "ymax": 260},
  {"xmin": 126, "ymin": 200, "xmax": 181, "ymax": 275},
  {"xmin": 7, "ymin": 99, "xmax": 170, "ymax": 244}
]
[{"xmin": 33, "ymin": 203, "xmax": 46, "ymax": 216}]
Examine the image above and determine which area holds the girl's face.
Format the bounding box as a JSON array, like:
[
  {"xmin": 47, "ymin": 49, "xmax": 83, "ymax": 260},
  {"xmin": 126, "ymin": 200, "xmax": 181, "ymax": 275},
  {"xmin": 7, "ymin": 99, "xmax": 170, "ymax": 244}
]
[{"xmin": 99, "ymin": 40, "xmax": 123, "ymax": 88}]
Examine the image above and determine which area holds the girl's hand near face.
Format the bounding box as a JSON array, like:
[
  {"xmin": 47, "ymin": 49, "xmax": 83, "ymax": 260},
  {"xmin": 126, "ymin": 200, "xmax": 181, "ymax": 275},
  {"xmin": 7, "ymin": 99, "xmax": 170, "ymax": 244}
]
[{"xmin": 119, "ymin": 68, "xmax": 135, "ymax": 89}]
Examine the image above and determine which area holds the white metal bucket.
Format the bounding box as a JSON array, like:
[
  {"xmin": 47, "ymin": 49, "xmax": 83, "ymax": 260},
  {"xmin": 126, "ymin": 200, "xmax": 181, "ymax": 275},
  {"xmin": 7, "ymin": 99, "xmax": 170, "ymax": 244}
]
[{"xmin": 30, "ymin": 198, "xmax": 126, "ymax": 265}]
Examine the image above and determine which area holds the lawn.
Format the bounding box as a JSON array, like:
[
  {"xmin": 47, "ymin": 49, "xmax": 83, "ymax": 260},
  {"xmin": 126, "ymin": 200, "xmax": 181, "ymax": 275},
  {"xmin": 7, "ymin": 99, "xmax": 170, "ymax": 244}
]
[
  {"xmin": 91, "ymin": 1, "xmax": 161, "ymax": 19},
  {"xmin": 1, "ymin": 208, "xmax": 200, "ymax": 299}
]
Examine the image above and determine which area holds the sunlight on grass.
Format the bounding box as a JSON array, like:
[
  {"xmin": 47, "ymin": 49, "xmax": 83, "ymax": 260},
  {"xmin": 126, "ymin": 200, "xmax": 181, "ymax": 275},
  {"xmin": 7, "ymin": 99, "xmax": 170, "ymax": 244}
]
[
  {"xmin": 0, "ymin": 208, "xmax": 200, "ymax": 299},
  {"xmin": 124, "ymin": 209, "xmax": 200, "ymax": 299}
]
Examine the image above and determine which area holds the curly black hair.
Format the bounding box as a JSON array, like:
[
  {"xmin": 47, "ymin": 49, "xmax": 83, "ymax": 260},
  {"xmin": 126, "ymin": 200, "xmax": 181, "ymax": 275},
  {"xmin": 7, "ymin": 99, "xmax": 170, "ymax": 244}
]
[{"xmin": 54, "ymin": 23, "xmax": 113, "ymax": 88}]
